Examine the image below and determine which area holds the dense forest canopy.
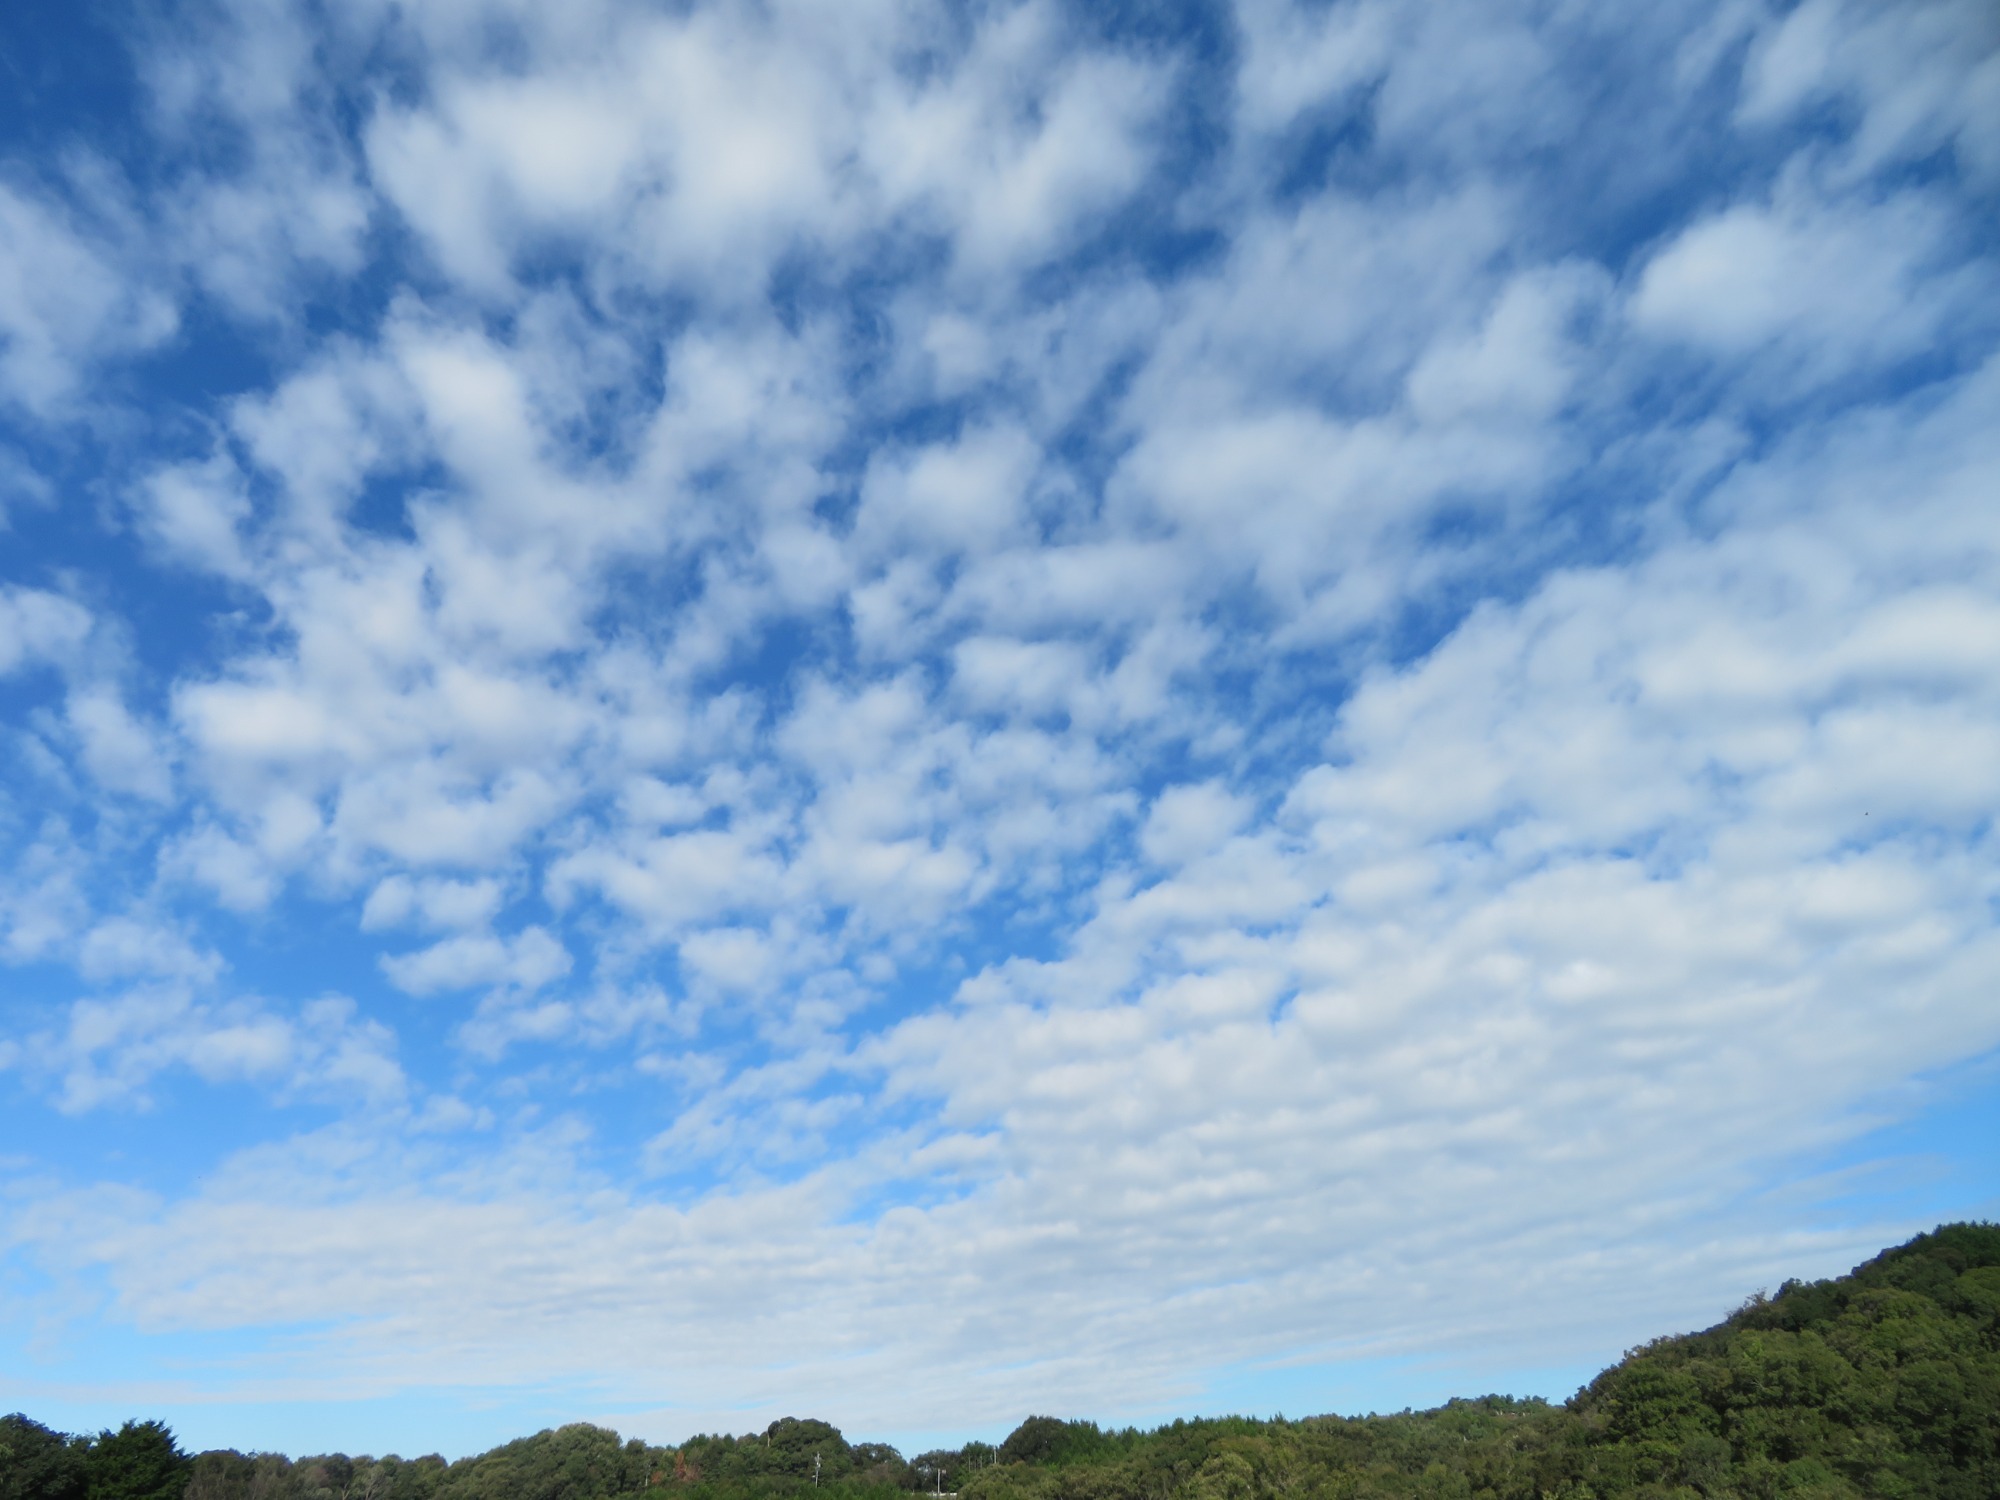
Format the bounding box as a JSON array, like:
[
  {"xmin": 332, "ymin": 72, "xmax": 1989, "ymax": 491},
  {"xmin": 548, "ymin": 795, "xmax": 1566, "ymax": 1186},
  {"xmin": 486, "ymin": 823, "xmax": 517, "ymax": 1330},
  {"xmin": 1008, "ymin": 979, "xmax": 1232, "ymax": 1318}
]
[{"xmin": 6, "ymin": 1224, "xmax": 1996, "ymax": 1500}]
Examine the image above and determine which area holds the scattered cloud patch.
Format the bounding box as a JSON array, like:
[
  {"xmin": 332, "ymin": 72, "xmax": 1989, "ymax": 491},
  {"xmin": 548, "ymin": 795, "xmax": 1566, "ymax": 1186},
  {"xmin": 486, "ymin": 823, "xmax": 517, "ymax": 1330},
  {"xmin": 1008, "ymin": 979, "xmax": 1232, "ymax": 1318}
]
[{"xmin": 0, "ymin": 0, "xmax": 1994, "ymax": 1450}]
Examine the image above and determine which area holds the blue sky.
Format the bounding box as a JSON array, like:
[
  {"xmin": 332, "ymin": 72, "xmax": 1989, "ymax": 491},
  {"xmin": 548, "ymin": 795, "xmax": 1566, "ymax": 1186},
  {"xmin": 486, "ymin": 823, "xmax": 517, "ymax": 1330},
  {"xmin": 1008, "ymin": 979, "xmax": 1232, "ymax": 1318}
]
[{"xmin": 2, "ymin": 0, "xmax": 1998, "ymax": 1463}]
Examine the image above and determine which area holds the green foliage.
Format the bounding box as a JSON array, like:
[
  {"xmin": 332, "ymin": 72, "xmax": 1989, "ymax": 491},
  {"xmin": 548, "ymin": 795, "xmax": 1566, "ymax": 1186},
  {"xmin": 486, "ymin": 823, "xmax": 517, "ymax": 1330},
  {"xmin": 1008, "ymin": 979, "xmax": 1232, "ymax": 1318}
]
[
  {"xmin": 1, "ymin": 1415, "xmax": 89, "ymax": 1500},
  {"xmin": 9, "ymin": 1224, "xmax": 1996, "ymax": 1500},
  {"xmin": 435, "ymin": 1424, "xmax": 656, "ymax": 1500},
  {"xmin": 182, "ymin": 1446, "xmax": 449, "ymax": 1500},
  {"xmin": 998, "ymin": 1423, "xmax": 1087, "ymax": 1469},
  {"xmin": 80, "ymin": 1424, "xmax": 189, "ymax": 1500}
]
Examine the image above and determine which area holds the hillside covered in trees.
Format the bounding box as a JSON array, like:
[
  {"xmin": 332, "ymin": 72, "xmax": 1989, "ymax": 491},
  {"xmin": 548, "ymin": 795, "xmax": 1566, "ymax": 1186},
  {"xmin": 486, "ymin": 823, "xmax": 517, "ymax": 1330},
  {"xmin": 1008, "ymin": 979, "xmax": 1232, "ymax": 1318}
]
[{"xmin": 5, "ymin": 1224, "xmax": 1996, "ymax": 1500}]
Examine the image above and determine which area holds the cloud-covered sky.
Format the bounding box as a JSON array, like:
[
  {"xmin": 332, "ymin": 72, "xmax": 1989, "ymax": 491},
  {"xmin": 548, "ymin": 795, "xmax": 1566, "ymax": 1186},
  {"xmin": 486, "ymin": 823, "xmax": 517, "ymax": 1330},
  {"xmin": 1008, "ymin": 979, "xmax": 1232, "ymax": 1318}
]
[{"xmin": 2, "ymin": 0, "xmax": 1998, "ymax": 1461}]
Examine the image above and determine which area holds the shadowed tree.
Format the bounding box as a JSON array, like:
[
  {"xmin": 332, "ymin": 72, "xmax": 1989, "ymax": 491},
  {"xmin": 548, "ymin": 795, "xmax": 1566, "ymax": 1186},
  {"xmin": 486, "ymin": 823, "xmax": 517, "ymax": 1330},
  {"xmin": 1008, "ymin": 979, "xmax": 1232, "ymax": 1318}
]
[
  {"xmin": 82, "ymin": 1423, "xmax": 187, "ymax": 1500},
  {"xmin": 1, "ymin": 1416, "xmax": 88, "ymax": 1500}
]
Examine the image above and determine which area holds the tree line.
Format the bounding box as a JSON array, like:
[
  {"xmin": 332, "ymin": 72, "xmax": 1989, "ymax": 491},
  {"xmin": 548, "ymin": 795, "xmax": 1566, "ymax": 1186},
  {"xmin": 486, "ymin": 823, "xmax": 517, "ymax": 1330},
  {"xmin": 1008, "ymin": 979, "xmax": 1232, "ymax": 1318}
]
[{"xmin": 6, "ymin": 1223, "xmax": 1996, "ymax": 1500}]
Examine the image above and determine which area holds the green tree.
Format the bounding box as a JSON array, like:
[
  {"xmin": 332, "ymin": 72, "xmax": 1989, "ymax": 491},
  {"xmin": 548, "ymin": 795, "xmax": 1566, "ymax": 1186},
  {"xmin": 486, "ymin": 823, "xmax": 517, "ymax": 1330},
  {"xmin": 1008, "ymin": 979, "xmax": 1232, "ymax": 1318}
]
[
  {"xmin": 82, "ymin": 1423, "xmax": 188, "ymax": 1500},
  {"xmin": 1, "ymin": 1416, "xmax": 88, "ymax": 1500}
]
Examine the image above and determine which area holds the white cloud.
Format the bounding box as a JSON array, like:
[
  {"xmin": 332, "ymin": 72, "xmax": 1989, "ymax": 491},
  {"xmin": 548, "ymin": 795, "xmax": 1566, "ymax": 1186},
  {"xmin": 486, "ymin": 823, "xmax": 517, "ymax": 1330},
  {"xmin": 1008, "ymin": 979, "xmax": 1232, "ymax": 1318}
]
[
  {"xmin": 0, "ymin": 0, "xmax": 1995, "ymax": 1441},
  {"xmin": 161, "ymin": 831, "xmax": 269, "ymax": 910},
  {"xmin": 4, "ymin": 988, "xmax": 403, "ymax": 1114},
  {"xmin": 1373, "ymin": 7, "xmax": 1574, "ymax": 164},
  {"xmin": 132, "ymin": 453, "xmax": 256, "ymax": 578},
  {"xmin": 952, "ymin": 635, "xmax": 1090, "ymax": 720},
  {"xmin": 17, "ymin": 339, "xmax": 1988, "ymax": 1421},
  {"xmin": 77, "ymin": 917, "xmax": 221, "ymax": 985},
  {"xmin": 360, "ymin": 0, "xmax": 1169, "ymax": 301},
  {"xmin": 1739, "ymin": 0, "xmax": 2000, "ymax": 183},
  {"xmin": 858, "ymin": 425, "xmax": 1041, "ymax": 557},
  {"xmin": 1406, "ymin": 263, "xmax": 1606, "ymax": 423},
  {"xmin": 0, "ymin": 182, "xmax": 176, "ymax": 416},
  {"xmin": 550, "ymin": 825, "xmax": 788, "ymax": 937},
  {"xmin": 1140, "ymin": 782, "xmax": 1254, "ymax": 868},
  {"xmin": 1233, "ymin": 0, "xmax": 1392, "ymax": 135},
  {"xmin": 938, "ymin": 49, "xmax": 1167, "ymax": 275},
  {"xmin": 0, "ymin": 586, "xmax": 91, "ymax": 676},
  {"xmin": 66, "ymin": 689, "xmax": 175, "ymax": 803},
  {"xmin": 137, "ymin": 0, "xmax": 372, "ymax": 314},
  {"xmin": 361, "ymin": 875, "xmax": 508, "ymax": 933},
  {"xmin": 380, "ymin": 926, "xmax": 573, "ymax": 997},
  {"xmin": 1629, "ymin": 184, "xmax": 1977, "ymax": 383}
]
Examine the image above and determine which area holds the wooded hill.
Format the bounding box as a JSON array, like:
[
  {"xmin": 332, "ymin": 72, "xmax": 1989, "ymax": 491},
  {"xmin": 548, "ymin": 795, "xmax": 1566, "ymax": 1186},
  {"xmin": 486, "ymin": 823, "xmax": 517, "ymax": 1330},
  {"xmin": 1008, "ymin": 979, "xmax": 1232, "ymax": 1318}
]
[{"xmin": 5, "ymin": 1223, "xmax": 1996, "ymax": 1500}]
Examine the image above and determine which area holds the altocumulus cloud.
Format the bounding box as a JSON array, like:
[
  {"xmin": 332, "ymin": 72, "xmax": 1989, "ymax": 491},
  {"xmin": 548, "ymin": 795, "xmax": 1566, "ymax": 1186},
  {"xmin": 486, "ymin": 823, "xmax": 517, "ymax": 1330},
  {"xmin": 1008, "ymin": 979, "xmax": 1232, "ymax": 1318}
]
[{"xmin": 0, "ymin": 0, "xmax": 1998, "ymax": 1457}]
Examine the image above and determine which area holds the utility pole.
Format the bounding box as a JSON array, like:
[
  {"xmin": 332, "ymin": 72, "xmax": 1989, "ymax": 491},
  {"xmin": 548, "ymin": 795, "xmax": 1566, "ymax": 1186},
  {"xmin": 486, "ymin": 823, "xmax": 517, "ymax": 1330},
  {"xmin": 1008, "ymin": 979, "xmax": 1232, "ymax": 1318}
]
[{"xmin": 814, "ymin": 1455, "xmax": 821, "ymax": 1488}]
